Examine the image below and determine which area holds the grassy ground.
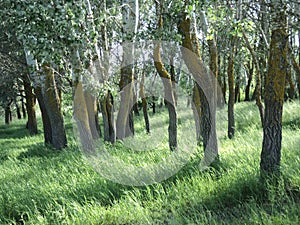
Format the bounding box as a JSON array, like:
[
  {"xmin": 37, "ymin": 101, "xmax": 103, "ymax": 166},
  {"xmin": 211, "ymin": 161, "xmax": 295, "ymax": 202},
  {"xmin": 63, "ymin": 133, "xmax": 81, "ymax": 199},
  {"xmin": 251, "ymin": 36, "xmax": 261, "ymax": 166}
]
[{"xmin": 0, "ymin": 101, "xmax": 299, "ymax": 224}]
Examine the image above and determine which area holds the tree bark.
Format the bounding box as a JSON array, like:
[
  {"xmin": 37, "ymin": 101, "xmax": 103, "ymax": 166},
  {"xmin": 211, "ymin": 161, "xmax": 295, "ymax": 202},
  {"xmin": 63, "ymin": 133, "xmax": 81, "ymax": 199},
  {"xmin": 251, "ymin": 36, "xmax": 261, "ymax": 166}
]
[
  {"xmin": 153, "ymin": 1, "xmax": 177, "ymax": 151},
  {"xmin": 84, "ymin": 91, "xmax": 101, "ymax": 140},
  {"xmin": 73, "ymin": 80, "xmax": 95, "ymax": 152},
  {"xmin": 178, "ymin": 10, "xmax": 219, "ymax": 163},
  {"xmin": 42, "ymin": 65, "xmax": 67, "ymax": 150},
  {"xmin": 15, "ymin": 100, "xmax": 22, "ymax": 119},
  {"xmin": 244, "ymin": 61, "xmax": 253, "ymax": 101},
  {"xmin": 286, "ymin": 65, "xmax": 295, "ymax": 100},
  {"xmin": 140, "ymin": 72, "xmax": 150, "ymax": 133},
  {"xmin": 289, "ymin": 47, "xmax": 300, "ymax": 98},
  {"xmin": 23, "ymin": 73, "xmax": 38, "ymax": 134},
  {"xmin": 242, "ymin": 30, "xmax": 265, "ymax": 126},
  {"xmin": 260, "ymin": 2, "xmax": 288, "ymax": 177},
  {"xmin": 116, "ymin": 0, "xmax": 139, "ymax": 140},
  {"xmin": 21, "ymin": 97, "xmax": 27, "ymax": 119},
  {"xmin": 228, "ymin": 37, "xmax": 235, "ymax": 139},
  {"xmin": 101, "ymin": 91, "xmax": 116, "ymax": 144},
  {"xmin": 234, "ymin": 73, "xmax": 241, "ymax": 103},
  {"xmin": 5, "ymin": 100, "xmax": 12, "ymax": 125},
  {"xmin": 35, "ymin": 85, "xmax": 52, "ymax": 144}
]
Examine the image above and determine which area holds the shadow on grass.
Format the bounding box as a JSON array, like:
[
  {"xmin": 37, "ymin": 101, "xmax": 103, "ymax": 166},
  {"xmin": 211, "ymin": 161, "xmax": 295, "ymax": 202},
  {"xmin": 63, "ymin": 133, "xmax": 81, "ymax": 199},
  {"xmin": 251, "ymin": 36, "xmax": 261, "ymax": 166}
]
[
  {"xmin": 0, "ymin": 123, "xmax": 32, "ymax": 139},
  {"xmin": 174, "ymin": 174, "xmax": 300, "ymax": 223},
  {"xmin": 283, "ymin": 117, "xmax": 300, "ymax": 130},
  {"xmin": 17, "ymin": 143, "xmax": 63, "ymax": 161}
]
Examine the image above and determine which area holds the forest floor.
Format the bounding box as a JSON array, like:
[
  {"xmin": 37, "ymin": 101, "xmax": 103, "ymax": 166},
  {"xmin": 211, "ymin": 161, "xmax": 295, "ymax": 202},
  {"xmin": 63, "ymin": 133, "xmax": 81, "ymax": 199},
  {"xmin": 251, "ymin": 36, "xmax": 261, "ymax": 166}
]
[{"xmin": 0, "ymin": 101, "xmax": 300, "ymax": 224}]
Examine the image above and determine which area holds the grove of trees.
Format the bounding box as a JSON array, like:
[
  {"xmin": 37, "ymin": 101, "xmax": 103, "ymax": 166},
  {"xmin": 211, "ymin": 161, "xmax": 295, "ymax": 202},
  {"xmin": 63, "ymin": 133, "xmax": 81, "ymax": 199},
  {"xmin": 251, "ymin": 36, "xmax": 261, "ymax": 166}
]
[{"xmin": 1, "ymin": 0, "xmax": 300, "ymax": 181}]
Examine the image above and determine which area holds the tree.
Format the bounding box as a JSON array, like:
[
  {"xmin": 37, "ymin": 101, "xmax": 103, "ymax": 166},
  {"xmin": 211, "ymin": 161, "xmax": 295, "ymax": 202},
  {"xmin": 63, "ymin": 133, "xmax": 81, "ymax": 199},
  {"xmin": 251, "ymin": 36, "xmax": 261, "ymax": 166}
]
[
  {"xmin": 178, "ymin": 4, "xmax": 219, "ymax": 165},
  {"xmin": 153, "ymin": 0, "xmax": 178, "ymax": 151},
  {"xmin": 116, "ymin": 0, "xmax": 139, "ymax": 140},
  {"xmin": 227, "ymin": 36, "xmax": 236, "ymax": 139},
  {"xmin": 260, "ymin": 0, "xmax": 288, "ymax": 177}
]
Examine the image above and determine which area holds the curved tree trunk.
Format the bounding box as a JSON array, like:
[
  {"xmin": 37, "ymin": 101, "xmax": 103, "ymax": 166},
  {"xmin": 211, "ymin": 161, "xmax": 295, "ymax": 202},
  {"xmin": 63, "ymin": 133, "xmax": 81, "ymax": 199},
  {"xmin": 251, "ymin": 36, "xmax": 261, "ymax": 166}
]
[
  {"xmin": 178, "ymin": 9, "xmax": 219, "ymax": 164},
  {"xmin": 153, "ymin": 1, "xmax": 177, "ymax": 151}
]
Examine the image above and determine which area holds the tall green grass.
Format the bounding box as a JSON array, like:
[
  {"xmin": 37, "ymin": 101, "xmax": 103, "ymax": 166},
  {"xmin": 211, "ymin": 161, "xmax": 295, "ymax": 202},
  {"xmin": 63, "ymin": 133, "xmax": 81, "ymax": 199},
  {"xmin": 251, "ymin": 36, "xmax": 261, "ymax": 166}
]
[{"xmin": 0, "ymin": 100, "xmax": 299, "ymax": 224}]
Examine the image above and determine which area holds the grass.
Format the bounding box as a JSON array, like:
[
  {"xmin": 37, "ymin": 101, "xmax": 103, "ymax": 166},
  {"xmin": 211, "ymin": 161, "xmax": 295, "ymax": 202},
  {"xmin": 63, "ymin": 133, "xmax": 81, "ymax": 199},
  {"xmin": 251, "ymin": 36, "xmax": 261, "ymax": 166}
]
[{"xmin": 0, "ymin": 100, "xmax": 299, "ymax": 224}]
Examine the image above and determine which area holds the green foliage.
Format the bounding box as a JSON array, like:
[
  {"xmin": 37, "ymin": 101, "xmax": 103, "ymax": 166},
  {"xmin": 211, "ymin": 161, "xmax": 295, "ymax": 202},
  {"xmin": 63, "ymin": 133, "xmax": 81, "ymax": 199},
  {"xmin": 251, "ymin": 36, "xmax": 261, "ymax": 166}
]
[
  {"xmin": 1, "ymin": 0, "xmax": 97, "ymax": 67},
  {"xmin": 0, "ymin": 101, "xmax": 299, "ymax": 224}
]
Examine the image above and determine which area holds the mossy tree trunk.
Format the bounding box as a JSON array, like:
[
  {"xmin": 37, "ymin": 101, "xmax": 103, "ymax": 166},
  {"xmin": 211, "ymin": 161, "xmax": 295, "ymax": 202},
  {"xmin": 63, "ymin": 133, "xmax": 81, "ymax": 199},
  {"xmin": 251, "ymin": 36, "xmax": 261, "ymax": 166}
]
[
  {"xmin": 153, "ymin": 0, "xmax": 177, "ymax": 151},
  {"xmin": 227, "ymin": 37, "xmax": 235, "ymax": 139},
  {"xmin": 260, "ymin": 1, "xmax": 288, "ymax": 177},
  {"xmin": 22, "ymin": 73, "xmax": 38, "ymax": 134},
  {"xmin": 178, "ymin": 9, "xmax": 219, "ymax": 163},
  {"xmin": 42, "ymin": 65, "xmax": 67, "ymax": 150}
]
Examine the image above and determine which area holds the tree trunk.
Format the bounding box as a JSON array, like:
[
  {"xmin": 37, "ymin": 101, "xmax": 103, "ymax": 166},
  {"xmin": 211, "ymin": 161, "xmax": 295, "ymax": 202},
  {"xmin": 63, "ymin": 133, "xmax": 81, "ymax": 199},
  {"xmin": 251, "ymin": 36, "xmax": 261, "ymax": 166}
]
[
  {"xmin": 234, "ymin": 74, "xmax": 241, "ymax": 103},
  {"xmin": 152, "ymin": 96, "xmax": 156, "ymax": 114},
  {"xmin": 84, "ymin": 91, "xmax": 101, "ymax": 140},
  {"xmin": 23, "ymin": 74, "xmax": 38, "ymax": 134},
  {"xmin": 228, "ymin": 37, "xmax": 235, "ymax": 139},
  {"xmin": 178, "ymin": 10, "xmax": 219, "ymax": 163},
  {"xmin": 116, "ymin": 0, "xmax": 139, "ymax": 140},
  {"xmin": 260, "ymin": 3, "xmax": 288, "ymax": 177},
  {"xmin": 21, "ymin": 97, "xmax": 27, "ymax": 119},
  {"xmin": 169, "ymin": 56, "xmax": 177, "ymax": 106},
  {"xmin": 35, "ymin": 85, "xmax": 52, "ymax": 144},
  {"xmin": 101, "ymin": 91, "xmax": 116, "ymax": 144},
  {"xmin": 15, "ymin": 100, "xmax": 22, "ymax": 119},
  {"xmin": 140, "ymin": 73, "xmax": 150, "ymax": 133},
  {"xmin": 242, "ymin": 30, "xmax": 265, "ymax": 126},
  {"xmin": 245, "ymin": 61, "xmax": 253, "ymax": 101},
  {"xmin": 153, "ymin": 48, "xmax": 178, "ymax": 150},
  {"xmin": 289, "ymin": 46, "xmax": 300, "ymax": 98},
  {"xmin": 5, "ymin": 100, "xmax": 12, "ymax": 125},
  {"xmin": 222, "ymin": 55, "xmax": 227, "ymax": 104},
  {"xmin": 132, "ymin": 84, "xmax": 140, "ymax": 116},
  {"xmin": 42, "ymin": 65, "xmax": 67, "ymax": 150},
  {"xmin": 286, "ymin": 66, "xmax": 295, "ymax": 100},
  {"xmin": 153, "ymin": 1, "xmax": 177, "ymax": 151}
]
